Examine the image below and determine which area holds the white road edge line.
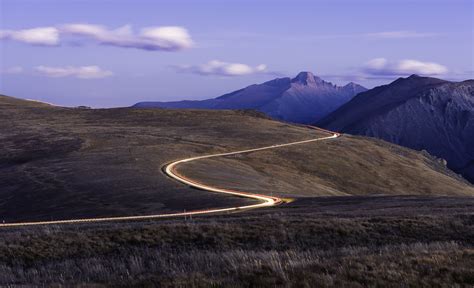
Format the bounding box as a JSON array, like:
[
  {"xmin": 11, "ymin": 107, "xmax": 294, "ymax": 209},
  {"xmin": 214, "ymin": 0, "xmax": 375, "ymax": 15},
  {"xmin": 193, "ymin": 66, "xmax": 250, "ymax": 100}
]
[{"xmin": 0, "ymin": 130, "xmax": 340, "ymax": 227}]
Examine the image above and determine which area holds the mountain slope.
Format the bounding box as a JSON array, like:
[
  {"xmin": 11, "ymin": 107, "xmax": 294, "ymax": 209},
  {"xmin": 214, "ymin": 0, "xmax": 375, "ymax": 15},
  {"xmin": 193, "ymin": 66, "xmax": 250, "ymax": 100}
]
[
  {"xmin": 2, "ymin": 94, "xmax": 474, "ymax": 222},
  {"xmin": 134, "ymin": 72, "xmax": 367, "ymax": 124},
  {"xmin": 318, "ymin": 75, "xmax": 474, "ymax": 182}
]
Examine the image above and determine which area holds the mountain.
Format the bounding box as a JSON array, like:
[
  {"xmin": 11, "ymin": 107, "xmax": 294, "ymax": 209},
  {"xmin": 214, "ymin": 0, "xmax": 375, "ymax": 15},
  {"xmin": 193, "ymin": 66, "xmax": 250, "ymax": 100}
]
[
  {"xmin": 133, "ymin": 72, "xmax": 367, "ymax": 124},
  {"xmin": 318, "ymin": 75, "xmax": 474, "ymax": 183}
]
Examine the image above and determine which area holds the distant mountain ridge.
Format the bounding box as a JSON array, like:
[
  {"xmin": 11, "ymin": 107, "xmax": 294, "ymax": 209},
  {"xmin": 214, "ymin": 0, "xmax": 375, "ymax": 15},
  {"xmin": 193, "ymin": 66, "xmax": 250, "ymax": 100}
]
[
  {"xmin": 133, "ymin": 72, "xmax": 367, "ymax": 124},
  {"xmin": 319, "ymin": 75, "xmax": 474, "ymax": 183}
]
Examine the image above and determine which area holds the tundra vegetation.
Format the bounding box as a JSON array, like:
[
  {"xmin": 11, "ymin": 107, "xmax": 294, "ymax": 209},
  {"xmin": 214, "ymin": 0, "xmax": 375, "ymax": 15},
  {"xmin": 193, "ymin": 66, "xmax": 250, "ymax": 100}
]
[{"xmin": 1, "ymin": 95, "xmax": 473, "ymax": 286}]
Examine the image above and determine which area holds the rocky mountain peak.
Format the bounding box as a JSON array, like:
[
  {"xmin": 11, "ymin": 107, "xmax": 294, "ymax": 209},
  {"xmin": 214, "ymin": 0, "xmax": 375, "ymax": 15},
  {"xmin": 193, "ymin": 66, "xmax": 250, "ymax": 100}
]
[
  {"xmin": 408, "ymin": 74, "xmax": 421, "ymax": 79},
  {"xmin": 134, "ymin": 71, "xmax": 366, "ymax": 124},
  {"xmin": 343, "ymin": 82, "xmax": 358, "ymax": 88},
  {"xmin": 291, "ymin": 71, "xmax": 324, "ymax": 85}
]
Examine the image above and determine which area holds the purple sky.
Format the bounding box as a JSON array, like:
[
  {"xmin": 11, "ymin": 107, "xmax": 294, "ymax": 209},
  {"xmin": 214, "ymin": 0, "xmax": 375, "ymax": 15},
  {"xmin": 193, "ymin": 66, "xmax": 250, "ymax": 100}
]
[{"xmin": 0, "ymin": 0, "xmax": 473, "ymax": 107}]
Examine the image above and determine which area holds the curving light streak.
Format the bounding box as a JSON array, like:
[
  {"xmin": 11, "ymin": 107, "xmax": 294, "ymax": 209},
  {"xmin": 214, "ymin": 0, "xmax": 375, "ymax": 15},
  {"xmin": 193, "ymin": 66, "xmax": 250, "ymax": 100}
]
[{"xmin": 0, "ymin": 129, "xmax": 340, "ymax": 227}]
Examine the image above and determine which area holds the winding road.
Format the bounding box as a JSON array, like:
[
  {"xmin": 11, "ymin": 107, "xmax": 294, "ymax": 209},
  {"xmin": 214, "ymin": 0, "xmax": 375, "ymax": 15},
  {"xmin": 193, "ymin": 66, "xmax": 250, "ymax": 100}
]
[{"xmin": 0, "ymin": 128, "xmax": 340, "ymax": 227}]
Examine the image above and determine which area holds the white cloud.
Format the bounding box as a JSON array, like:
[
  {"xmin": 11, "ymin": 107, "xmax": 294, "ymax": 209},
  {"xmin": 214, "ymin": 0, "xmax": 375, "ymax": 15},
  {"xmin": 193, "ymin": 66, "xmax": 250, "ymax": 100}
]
[
  {"xmin": 35, "ymin": 65, "xmax": 113, "ymax": 79},
  {"xmin": 0, "ymin": 27, "xmax": 59, "ymax": 45},
  {"xmin": 139, "ymin": 26, "xmax": 193, "ymax": 50},
  {"xmin": 0, "ymin": 23, "xmax": 193, "ymax": 51},
  {"xmin": 362, "ymin": 58, "xmax": 448, "ymax": 76},
  {"xmin": 176, "ymin": 60, "xmax": 268, "ymax": 76},
  {"xmin": 2, "ymin": 66, "xmax": 24, "ymax": 74}
]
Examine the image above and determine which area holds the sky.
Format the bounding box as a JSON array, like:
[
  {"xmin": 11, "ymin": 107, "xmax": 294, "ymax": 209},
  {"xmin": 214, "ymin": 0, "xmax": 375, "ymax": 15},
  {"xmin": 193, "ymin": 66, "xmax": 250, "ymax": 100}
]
[{"xmin": 0, "ymin": 0, "xmax": 473, "ymax": 107}]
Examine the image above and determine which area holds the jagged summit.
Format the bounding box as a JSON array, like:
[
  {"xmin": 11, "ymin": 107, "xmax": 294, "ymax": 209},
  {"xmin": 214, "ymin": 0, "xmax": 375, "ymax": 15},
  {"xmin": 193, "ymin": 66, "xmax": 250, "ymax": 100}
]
[
  {"xmin": 291, "ymin": 71, "xmax": 324, "ymax": 85},
  {"xmin": 344, "ymin": 82, "xmax": 358, "ymax": 87},
  {"xmin": 133, "ymin": 72, "xmax": 367, "ymax": 124}
]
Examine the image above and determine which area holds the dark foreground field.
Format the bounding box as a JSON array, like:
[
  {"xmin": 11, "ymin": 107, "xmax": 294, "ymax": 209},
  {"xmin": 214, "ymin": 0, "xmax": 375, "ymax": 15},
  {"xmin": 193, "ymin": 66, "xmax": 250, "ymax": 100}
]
[{"xmin": 1, "ymin": 196, "xmax": 473, "ymax": 287}]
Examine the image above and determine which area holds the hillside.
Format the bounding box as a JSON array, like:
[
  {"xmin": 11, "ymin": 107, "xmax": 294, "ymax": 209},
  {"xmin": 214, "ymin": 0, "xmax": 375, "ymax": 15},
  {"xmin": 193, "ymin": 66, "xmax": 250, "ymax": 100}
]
[
  {"xmin": 1, "ymin": 94, "xmax": 473, "ymax": 223},
  {"xmin": 318, "ymin": 75, "xmax": 474, "ymax": 183},
  {"xmin": 179, "ymin": 135, "xmax": 473, "ymax": 197},
  {"xmin": 2, "ymin": 195, "xmax": 473, "ymax": 286},
  {"xmin": 133, "ymin": 72, "xmax": 367, "ymax": 123}
]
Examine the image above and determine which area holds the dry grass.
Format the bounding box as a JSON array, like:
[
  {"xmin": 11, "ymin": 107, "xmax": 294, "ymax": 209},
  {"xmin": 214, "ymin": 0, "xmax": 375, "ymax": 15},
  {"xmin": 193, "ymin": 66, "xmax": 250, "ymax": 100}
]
[
  {"xmin": 179, "ymin": 135, "xmax": 474, "ymax": 197},
  {"xmin": 0, "ymin": 95, "xmax": 322, "ymax": 222},
  {"xmin": 1, "ymin": 95, "xmax": 474, "ymax": 286},
  {"xmin": 1, "ymin": 94, "xmax": 473, "ymax": 223},
  {"xmin": 1, "ymin": 242, "xmax": 471, "ymax": 287},
  {"xmin": 0, "ymin": 196, "xmax": 472, "ymax": 286}
]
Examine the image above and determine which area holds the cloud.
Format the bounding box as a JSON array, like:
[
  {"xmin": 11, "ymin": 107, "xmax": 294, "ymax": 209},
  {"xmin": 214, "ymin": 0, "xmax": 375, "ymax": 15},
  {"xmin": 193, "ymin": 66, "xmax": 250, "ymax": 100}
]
[
  {"xmin": 0, "ymin": 24, "xmax": 193, "ymax": 51},
  {"xmin": 175, "ymin": 60, "xmax": 268, "ymax": 76},
  {"xmin": 2, "ymin": 66, "xmax": 24, "ymax": 74},
  {"xmin": 365, "ymin": 31, "xmax": 438, "ymax": 39},
  {"xmin": 34, "ymin": 65, "xmax": 113, "ymax": 79},
  {"xmin": 0, "ymin": 27, "xmax": 59, "ymax": 45},
  {"xmin": 276, "ymin": 30, "xmax": 440, "ymax": 42},
  {"xmin": 362, "ymin": 58, "xmax": 448, "ymax": 76},
  {"xmin": 60, "ymin": 24, "xmax": 193, "ymax": 51}
]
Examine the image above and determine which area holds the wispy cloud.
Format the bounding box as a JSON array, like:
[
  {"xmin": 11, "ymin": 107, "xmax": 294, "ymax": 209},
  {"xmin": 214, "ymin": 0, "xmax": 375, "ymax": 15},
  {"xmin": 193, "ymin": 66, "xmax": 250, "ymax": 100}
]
[
  {"xmin": 34, "ymin": 65, "xmax": 113, "ymax": 79},
  {"xmin": 0, "ymin": 27, "xmax": 59, "ymax": 46},
  {"xmin": 174, "ymin": 60, "xmax": 270, "ymax": 77},
  {"xmin": 362, "ymin": 58, "xmax": 448, "ymax": 76},
  {"xmin": 2, "ymin": 66, "xmax": 24, "ymax": 74},
  {"xmin": 364, "ymin": 31, "xmax": 438, "ymax": 39},
  {"xmin": 322, "ymin": 58, "xmax": 450, "ymax": 83},
  {"xmin": 0, "ymin": 24, "xmax": 193, "ymax": 51},
  {"xmin": 60, "ymin": 24, "xmax": 193, "ymax": 51},
  {"xmin": 309, "ymin": 30, "xmax": 440, "ymax": 41}
]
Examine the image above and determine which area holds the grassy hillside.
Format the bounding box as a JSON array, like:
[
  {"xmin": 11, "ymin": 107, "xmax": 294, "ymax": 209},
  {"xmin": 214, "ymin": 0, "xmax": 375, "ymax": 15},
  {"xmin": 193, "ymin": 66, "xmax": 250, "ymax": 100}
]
[
  {"xmin": 0, "ymin": 196, "xmax": 473, "ymax": 286},
  {"xmin": 1, "ymin": 95, "xmax": 473, "ymax": 286},
  {"xmin": 180, "ymin": 135, "xmax": 473, "ymax": 197},
  {"xmin": 0, "ymin": 95, "xmax": 321, "ymax": 222},
  {"xmin": 1, "ymin": 95, "xmax": 473, "ymax": 222}
]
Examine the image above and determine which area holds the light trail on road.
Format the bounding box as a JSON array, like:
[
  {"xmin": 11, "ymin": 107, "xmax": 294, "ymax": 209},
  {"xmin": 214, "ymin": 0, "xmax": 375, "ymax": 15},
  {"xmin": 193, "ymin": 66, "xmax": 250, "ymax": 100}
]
[{"xmin": 0, "ymin": 128, "xmax": 340, "ymax": 227}]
